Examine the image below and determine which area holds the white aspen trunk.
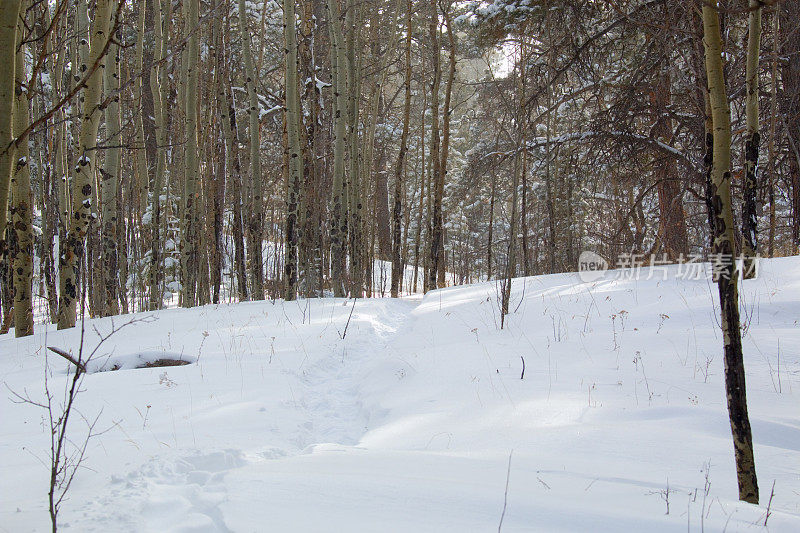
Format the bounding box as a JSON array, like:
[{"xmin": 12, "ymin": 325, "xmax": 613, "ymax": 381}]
[
  {"xmin": 766, "ymin": 7, "xmax": 779, "ymax": 256},
  {"xmin": 12, "ymin": 10, "xmax": 33, "ymax": 336},
  {"xmin": 345, "ymin": 0, "xmax": 363, "ymax": 297},
  {"xmin": 702, "ymin": 0, "xmax": 759, "ymax": 504},
  {"xmin": 219, "ymin": 25, "xmax": 249, "ymax": 301},
  {"xmin": 391, "ymin": 0, "xmax": 412, "ymax": 298},
  {"xmin": 328, "ymin": 0, "xmax": 347, "ymax": 297},
  {"xmin": 148, "ymin": 0, "xmax": 170, "ymax": 310},
  {"xmin": 180, "ymin": 0, "xmax": 200, "ymax": 307},
  {"xmin": 238, "ymin": 0, "xmax": 265, "ymax": 300},
  {"xmin": 284, "ymin": 0, "xmax": 302, "ymax": 300},
  {"xmin": 57, "ymin": 0, "xmax": 113, "ymax": 329},
  {"xmin": 741, "ymin": 0, "xmax": 762, "ymax": 278},
  {"xmin": 0, "ymin": 1, "xmax": 22, "ymax": 255},
  {"xmin": 101, "ymin": 1, "xmax": 121, "ymax": 316},
  {"xmin": 133, "ymin": 1, "xmax": 148, "ymax": 214}
]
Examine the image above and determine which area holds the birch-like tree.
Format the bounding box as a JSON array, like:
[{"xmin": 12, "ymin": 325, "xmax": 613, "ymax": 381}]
[
  {"xmin": 180, "ymin": 0, "xmax": 200, "ymax": 308},
  {"xmin": 11, "ymin": 9, "xmax": 33, "ymax": 337},
  {"xmin": 328, "ymin": 0, "xmax": 348, "ymax": 297},
  {"xmin": 148, "ymin": 0, "xmax": 170, "ymax": 310},
  {"xmin": 345, "ymin": 0, "xmax": 363, "ymax": 297},
  {"xmin": 57, "ymin": 0, "xmax": 113, "ymax": 329},
  {"xmin": 741, "ymin": 0, "xmax": 762, "ymax": 278},
  {"xmin": 702, "ymin": 0, "xmax": 759, "ymax": 504},
  {"xmin": 239, "ymin": 0, "xmax": 265, "ymax": 300},
  {"xmin": 0, "ymin": 1, "xmax": 23, "ymax": 262},
  {"xmin": 391, "ymin": 0, "xmax": 413, "ymax": 298},
  {"xmin": 101, "ymin": 2, "xmax": 121, "ymax": 317},
  {"xmin": 284, "ymin": 0, "xmax": 302, "ymax": 300}
]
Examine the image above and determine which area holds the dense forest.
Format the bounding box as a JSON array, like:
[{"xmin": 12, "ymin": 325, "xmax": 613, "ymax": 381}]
[
  {"xmin": 3, "ymin": 1, "xmax": 800, "ymax": 524},
  {"xmin": 0, "ymin": 0, "xmax": 797, "ymax": 338}
]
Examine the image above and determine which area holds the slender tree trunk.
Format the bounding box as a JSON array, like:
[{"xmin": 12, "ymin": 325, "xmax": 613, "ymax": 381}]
[
  {"xmin": 360, "ymin": 6, "xmax": 394, "ymax": 269},
  {"xmin": 487, "ymin": 170, "xmax": 495, "ymax": 280},
  {"xmin": 101, "ymin": 3, "xmax": 121, "ymax": 316},
  {"xmin": 766, "ymin": 6, "xmax": 779, "ymax": 257},
  {"xmin": 345, "ymin": 0, "xmax": 363, "ymax": 297},
  {"xmin": 782, "ymin": 0, "xmax": 800, "ymax": 249},
  {"xmin": 12, "ymin": 12, "xmax": 33, "ymax": 337},
  {"xmin": 0, "ymin": 1, "xmax": 22, "ymax": 264},
  {"xmin": 46, "ymin": 18, "xmax": 67, "ymax": 323},
  {"xmin": 141, "ymin": 1, "xmax": 157, "ymax": 206},
  {"xmin": 216, "ymin": 6, "xmax": 247, "ymax": 301},
  {"xmin": 437, "ymin": 2, "xmax": 456, "ymax": 288},
  {"xmin": 196, "ymin": 103, "xmax": 212, "ymax": 306},
  {"xmin": 741, "ymin": 0, "xmax": 762, "ymax": 278},
  {"xmin": 209, "ymin": 1, "xmax": 224, "ymax": 304},
  {"xmin": 0, "ymin": 220, "xmax": 15, "ymax": 333},
  {"xmin": 391, "ymin": 0, "xmax": 413, "ymax": 298},
  {"xmin": 57, "ymin": 0, "xmax": 113, "ymax": 329},
  {"xmin": 148, "ymin": 0, "xmax": 170, "ymax": 310},
  {"xmin": 328, "ymin": 0, "xmax": 347, "ymax": 297},
  {"xmin": 703, "ymin": 89, "xmax": 716, "ymax": 249},
  {"xmin": 297, "ymin": 0, "xmax": 319, "ymax": 297},
  {"xmin": 239, "ymin": 0, "xmax": 265, "ymax": 300},
  {"xmin": 221, "ymin": 58, "xmax": 249, "ymax": 301},
  {"xmin": 210, "ymin": 144, "xmax": 224, "ymax": 304},
  {"xmin": 544, "ymin": 4, "xmax": 557, "ymax": 273},
  {"xmin": 702, "ymin": 0, "xmax": 759, "ymax": 504},
  {"xmin": 425, "ymin": 0, "xmax": 442, "ymax": 292},
  {"xmin": 651, "ymin": 64, "xmax": 689, "ymax": 261},
  {"xmin": 133, "ymin": 1, "xmax": 149, "ymax": 218},
  {"xmin": 501, "ymin": 43, "xmax": 526, "ymax": 329},
  {"xmin": 180, "ymin": 0, "xmax": 200, "ymax": 307},
  {"xmin": 412, "ymin": 89, "xmax": 427, "ymax": 293},
  {"xmin": 520, "ymin": 73, "xmax": 529, "ymax": 277},
  {"xmin": 42, "ymin": 91, "xmax": 58, "ymax": 322},
  {"xmin": 366, "ymin": 63, "xmax": 391, "ymax": 267},
  {"xmin": 284, "ymin": 0, "xmax": 302, "ymax": 300}
]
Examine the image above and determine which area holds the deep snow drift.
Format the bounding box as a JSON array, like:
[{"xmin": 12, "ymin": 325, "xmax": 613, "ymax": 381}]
[{"xmin": 2, "ymin": 258, "xmax": 799, "ymax": 532}]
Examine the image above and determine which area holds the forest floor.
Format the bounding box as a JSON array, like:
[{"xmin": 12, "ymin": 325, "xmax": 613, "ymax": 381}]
[{"xmin": 2, "ymin": 258, "xmax": 800, "ymax": 531}]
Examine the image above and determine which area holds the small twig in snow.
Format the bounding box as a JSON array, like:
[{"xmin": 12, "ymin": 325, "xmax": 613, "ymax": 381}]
[
  {"xmin": 47, "ymin": 346, "xmax": 86, "ymax": 374},
  {"xmin": 764, "ymin": 480, "xmax": 776, "ymax": 526},
  {"xmin": 340, "ymin": 297, "xmax": 358, "ymax": 339},
  {"xmin": 498, "ymin": 450, "xmax": 513, "ymax": 533}
]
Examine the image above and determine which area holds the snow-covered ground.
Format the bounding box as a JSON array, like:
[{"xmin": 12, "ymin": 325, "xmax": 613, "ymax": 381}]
[{"xmin": 2, "ymin": 258, "xmax": 799, "ymax": 532}]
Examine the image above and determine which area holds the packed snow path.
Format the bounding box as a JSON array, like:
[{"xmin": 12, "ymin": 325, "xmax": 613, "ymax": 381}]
[{"xmin": 2, "ymin": 259, "xmax": 800, "ymax": 531}]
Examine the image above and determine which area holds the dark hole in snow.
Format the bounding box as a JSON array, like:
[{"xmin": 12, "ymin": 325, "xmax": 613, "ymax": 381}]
[
  {"xmin": 105, "ymin": 359, "xmax": 191, "ymax": 372},
  {"xmin": 83, "ymin": 351, "xmax": 197, "ymax": 374}
]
